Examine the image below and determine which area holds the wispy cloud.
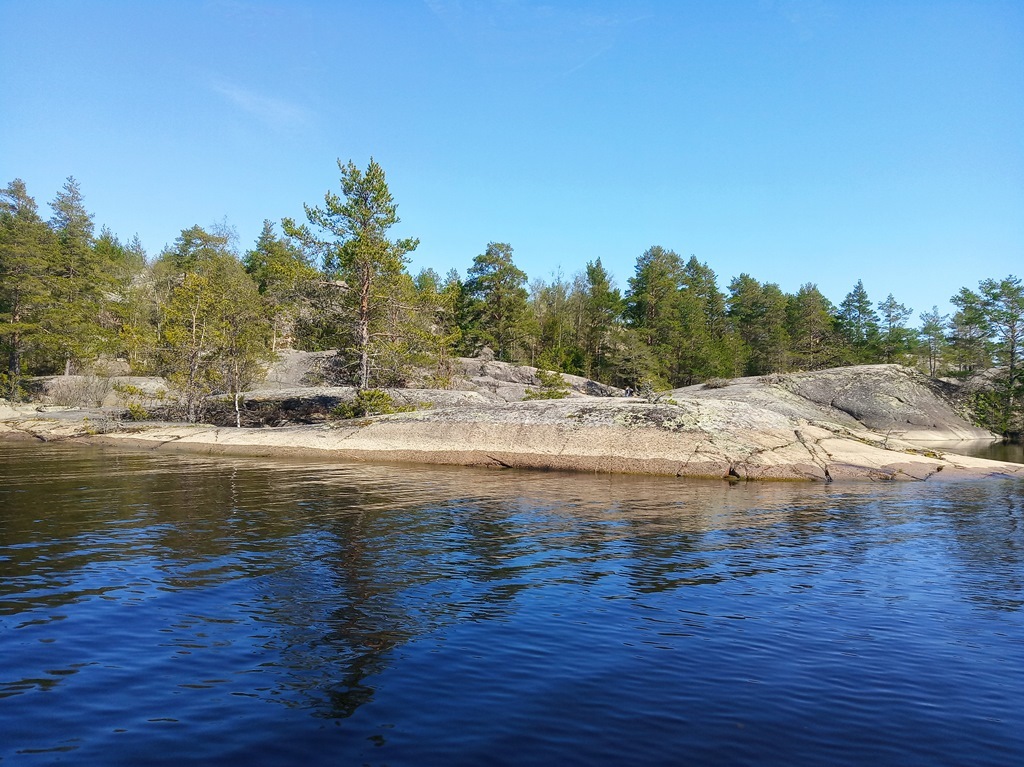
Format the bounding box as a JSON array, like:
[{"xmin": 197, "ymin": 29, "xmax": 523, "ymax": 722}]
[{"xmin": 211, "ymin": 80, "xmax": 311, "ymax": 130}]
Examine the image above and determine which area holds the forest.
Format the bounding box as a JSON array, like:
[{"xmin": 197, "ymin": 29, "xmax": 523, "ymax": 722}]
[{"xmin": 1, "ymin": 159, "xmax": 1021, "ymax": 435}]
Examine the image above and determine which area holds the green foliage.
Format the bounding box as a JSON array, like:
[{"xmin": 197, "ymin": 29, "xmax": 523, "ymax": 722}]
[
  {"xmin": 728, "ymin": 274, "xmax": 789, "ymax": 375},
  {"xmin": 0, "ymin": 179, "xmax": 58, "ymax": 397},
  {"xmin": 243, "ymin": 220, "xmax": 319, "ymax": 351},
  {"xmin": 918, "ymin": 306, "xmax": 949, "ymax": 377},
  {"xmin": 5, "ymin": 171, "xmax": 1023, "ymax": 437},
  {"xmin": 977, "ymin": 275, "xmax": 1024, "ymax": 434},
  {"xmin": 283, "ymin": 158, "xmax": 419, "ymax": 389},
  {"xmin": 949, "ymin": 288, "xmax": 990, "ymax": 373},
  {"xmin": 837, "ymin": 280, "xmax": 881, "ymax": 363},
  {"xmin": 623, "ymin": 248, "xmax": 736, "ymax": 386},
  {"xmin": 125, "ymin": 403, "xmax": 149, "ymax": 421},
  {"xmin": 877, "ymin": 293, "xmax": 915, "ymax": 363},
  {"xmin": 331, "ymin": 388, "xmax": 419, "ymax": 418},
  {"xmin": 786, "ymin": 284, "xmax": 842, "ymax": 370},
  {"xmin": 462, "ymin": 242, "xmax": 532, "ymax": 363},
  {"xmin": 580, "ymin": 258, "xmax": 622, "ymax": 380},
  {"xmin": 156, "ymin": 227, "xmax": 273, "ymax": 422},
  {"xmin": 523, "ymin": 369, "xmax": 571, "ymax": 400}
]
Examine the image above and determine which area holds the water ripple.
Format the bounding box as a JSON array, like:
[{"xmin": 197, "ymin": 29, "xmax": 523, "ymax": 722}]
[{"xmin": 1, "ymin": 443, "xmax": 1023, "ymax": 765}]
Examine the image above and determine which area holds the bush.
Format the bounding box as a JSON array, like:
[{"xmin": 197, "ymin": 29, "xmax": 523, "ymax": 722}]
[
  {"xmin": 113, "ymin": 382, "xmax": 167, "ymax": 416},
  {"xmin": 47, "ymin": 375, "xmax": 113, "ymax": 407},
  {"xmin": 331, "ymin": 389, "xmax": 419, "ymax": 419},
  {"xmin": 524, "ymin": 369, "xmax": 570, "ymax": 400},
  {"xmin": 125, "ymin": 403, "xmax": 150, "ymax": 421},
  {"xmin": 703, "ymin": 377, "xmax": 731, "ymax": 389}
]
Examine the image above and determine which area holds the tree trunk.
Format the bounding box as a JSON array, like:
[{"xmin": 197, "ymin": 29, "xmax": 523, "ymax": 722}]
[
  {"xmin": 7, "ymin": 335, "xmax": 20, "ymax": 399},
  {"xmin": 358, "ymin": 265, "xmax": 371, "ymax": 390}
]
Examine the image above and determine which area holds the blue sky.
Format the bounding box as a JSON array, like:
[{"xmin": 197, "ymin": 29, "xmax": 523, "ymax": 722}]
[{"xmin": 2, "ymin": 0, "xmax": 1021, "ymax": 322}]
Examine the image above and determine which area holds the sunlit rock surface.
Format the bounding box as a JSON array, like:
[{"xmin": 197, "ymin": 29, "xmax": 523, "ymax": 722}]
[{"xmin": 2, "ymin": 365, "xmax": 1015, "ymax": 481}]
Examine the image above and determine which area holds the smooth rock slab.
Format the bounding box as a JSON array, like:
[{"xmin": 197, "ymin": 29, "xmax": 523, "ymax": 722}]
[{"xmin": 61, "ymin": 399, "xmax": 1024, "ymax": 482}]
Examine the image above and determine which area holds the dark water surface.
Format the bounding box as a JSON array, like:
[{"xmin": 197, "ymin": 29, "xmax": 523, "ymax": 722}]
[{"xmin": 2, "ymin": 442, "xmax": 1024, "ymax": 766}]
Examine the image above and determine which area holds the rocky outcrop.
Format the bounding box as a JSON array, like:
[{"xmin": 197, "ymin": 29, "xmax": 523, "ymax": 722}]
[
  {"xmin": 4, "ymin": 363, "xmax": 1013, "ymax": 482},
  {"xmin": 258, "ymin": 349, "xmax": 345, "ymax": 388},
  {"xmin": 674, "ymin": 365, "xmax": 993, "ymax": 442},
  {"xmin": 2, "ymin": 395, "xmax": 1019, "ymax": 482},
  {"xmin": 454, "ymin": 357, "xmax": 620, "ymax": 401},
  {"xmin": 258, "ymin": 348, "xmax": 620, "ymax": 402}
]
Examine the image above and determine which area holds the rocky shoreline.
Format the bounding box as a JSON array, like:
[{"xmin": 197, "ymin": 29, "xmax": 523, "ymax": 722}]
[{"xmin": 1, "ymin": 363, "xmax": 1020, "ymax": 482}]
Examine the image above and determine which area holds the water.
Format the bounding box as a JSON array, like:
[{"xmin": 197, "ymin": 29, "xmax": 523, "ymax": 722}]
[{"xmin": 2, "ymin": 442, "xmax": 1024, "ymax": 766}]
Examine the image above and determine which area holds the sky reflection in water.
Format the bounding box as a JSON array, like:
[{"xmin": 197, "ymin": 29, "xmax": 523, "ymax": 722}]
[{"xmin": 1, "ymin": 442, "xmax": 1023, "ymax": 765}]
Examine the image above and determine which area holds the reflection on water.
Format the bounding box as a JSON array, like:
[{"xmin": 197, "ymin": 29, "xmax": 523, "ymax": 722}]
[
  {"xmin": 920, "ymin": 438, "xmax": 1024, "ymax": 465},
  {"xmin": 2, "ymin": 442, "xmax": 1024, "ymax": 765}
]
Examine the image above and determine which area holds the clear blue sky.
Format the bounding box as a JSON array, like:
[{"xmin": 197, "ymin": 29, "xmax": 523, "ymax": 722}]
[{"xmin": 2, "ymin": 0, "xmax": 1021, "ymax": 322}]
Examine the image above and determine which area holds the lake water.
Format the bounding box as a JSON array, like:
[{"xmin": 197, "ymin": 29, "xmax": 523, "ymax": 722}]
[{"xmin": 2, "ymin": 441, "xmax": 1024, "ymax": 766}]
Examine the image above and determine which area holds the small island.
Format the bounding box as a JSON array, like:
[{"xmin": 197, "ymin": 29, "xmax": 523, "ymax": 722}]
[
  {"xmin": 2, "ymin": 164, "xmax": 1021, "ymax": 480},
  {"xmin": 1, "ymin": 355, "xmax": 1019, "ymax": 482}
]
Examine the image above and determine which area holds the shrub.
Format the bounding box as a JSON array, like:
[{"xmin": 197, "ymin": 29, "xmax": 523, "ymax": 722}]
[
  {"xmin": 48, "ymin": 376, "xmax": 113, "ymax": 407},
  {"xmin": 331, "ymin": 389, "xmax": 419, "ymax": 419},
  {"xmin": 523, "ymin": 369, "xmax": 571, "ymax": 400},
  {"xmin": 125, "ymin": 403, "xmax": 150, "ymax": 421},
  {"xmin": 703, "ymin": 377, "xmax": 731, "ymax": 389}
]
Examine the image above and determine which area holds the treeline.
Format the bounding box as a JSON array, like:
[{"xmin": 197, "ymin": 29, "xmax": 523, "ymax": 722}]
[{"xmin": 1, "ymin": 160, "xmax": 1021, "ymax": 434}]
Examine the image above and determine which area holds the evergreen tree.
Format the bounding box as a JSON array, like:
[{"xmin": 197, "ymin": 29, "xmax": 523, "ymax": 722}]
[
  {"xmin": 786, "ymin": 284, "xmax": 839, "ymax": 370},
  {"xmin": 405, "ymin": 268, "xmax": 461, "ymax": 387},
  {"xmin": 918, "ymin": 306, "xmax": 949, "ymax": 377},
  {"xmin": 462, "ymin": 242, "xmax": 531, "ymax": 362},
  {"xmin": 837, "ymin": 279, "xmax": 880, "ymax": 362},
  {"xmin": 877, "ymin": 293, "xmax": 914, "ymax": 363},
  {"xmin": 92, "ymin": 227, "xmax": 147, "ymax": 364},
  {"xmin": 243, "ymin": 220, "xmax": 319, "ymax": 350},
  {"xmin": 624, "ymin": 246, "xmax": 682, "ymax": 344},
  {"xmin": 607, "ymin": 327, "xmax": 665, "ymax": 391},
  {"xmin": 978, "ymin": 275, "xmax": 1024, "ymax": 432},
  {"xmin": 283, "ymin": 158, "xmax": 418, "ymax": 388},
  {"xmin": 948, "ymin": 287, "xmax": 990, "ymax": 373},
  {"xmin": 157, "ymin": 226, "xmax": 272, "ymax": 421},
  {"xmin": 0, "ymin": 179, "xmax": 57, "ymax": 397},
  {"xmin": 623, "ymin": 246, "xmax": 684, "ymax": 383},
  {"xmin": 580, "ymin": 258, "xmax": 622, "ymax": 381},
  {"xmin": 727, "ymin": 274, "xmax": 789, "ymax": 375},
  {"xmin": 529, "ymin": 269, "xmax": 583, "ymax": 373},
  {"xmin": 675, "ymin": 256, "xmax": 736, "ymax": 383},
  {"xmin": 47, "ymin": 177, "xmax": 111, "ymax": 373}
]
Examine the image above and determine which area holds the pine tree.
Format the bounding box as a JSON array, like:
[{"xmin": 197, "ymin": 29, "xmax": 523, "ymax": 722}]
[
  {"xmin": 948, "ymin": 287, "xmax": 990, "ymax": 373},
  {"xmin": 837, "ymin": 280, "xmax": 880, "ymax": 362},
  {"xmin": 283, "ymin": 158, "xmax": 418, "ymax": 388},
  {"xmin": 244, "ymin": 220, "xmax": 318, "ymax": 350},
  {"xmin": 462, "ymin": 242, "xmax": 531, "ymax": 362},
  {"xmin": 978, "ymin": 276, "xmax": 1024, "ymax": 433},
  {"xmin": 580, "ymin": 258, "xmax": 621, "ymax": 381},
  {"xmin": 157, "ymin": 226, "xmax": 272, "ymax": 422},
  {"xmin": 787, "ymin": 284, "xmax": 839, "ymax": 370},
  {"xmin": 0, "ymin": 179, "xmax": 57, "ymax": 397},
  {"xmin": 624, "ymin": 246, "xmax": 684, "ymax": 383},
  {"xmin": 918, "ymin": 306, "xmax": 949, "ymax": 377},
  {"xmin": 47, "ymin": 177, "xmax": 110, "ymax": 373},
  {"xmin": 877, "ymin": 293, "xmax": 914, "ymax": 364},
  {"xmin": 727, "ymin": 274, "xmax": 789, "ymax": 375}
]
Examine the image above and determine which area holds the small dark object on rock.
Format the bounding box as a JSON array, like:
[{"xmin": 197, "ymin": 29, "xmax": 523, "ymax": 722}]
[
  {"xmin": 824, "ymin": 468, "xmax": 833, "ymax": 483},
  {"xmin": 727, "ymin": 466, "xmax": 741, "ymax": 480}
]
